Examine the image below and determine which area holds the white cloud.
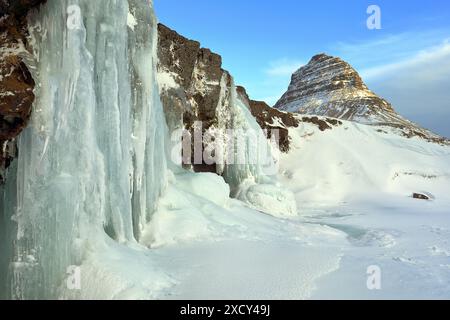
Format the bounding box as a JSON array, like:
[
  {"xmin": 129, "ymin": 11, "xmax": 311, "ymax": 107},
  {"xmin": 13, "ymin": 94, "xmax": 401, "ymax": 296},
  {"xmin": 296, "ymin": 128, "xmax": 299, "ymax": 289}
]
[
  {"xmin": 265, "ymin": 58, "xmax": 305, "ymax": 77},
  {"xmin": 362, "ymin": 41, "xmax": 450, "ymax": 138},
  {"xmin": 334, "ymin": 29, "xmax": 450, "ymax": 69},
  {"xmin": 360, "ymin": 40, "xmax": 450, "ymax": 81}
]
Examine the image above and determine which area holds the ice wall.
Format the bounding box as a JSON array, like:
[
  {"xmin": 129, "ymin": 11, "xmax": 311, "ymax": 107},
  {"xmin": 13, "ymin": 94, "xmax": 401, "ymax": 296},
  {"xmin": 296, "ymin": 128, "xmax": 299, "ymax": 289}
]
[
  {"xmin": 0, "ymin": 0, "xmax": 168, "ymax": 299},
  {"xmin": 216, "ymin": 77, "xmax": 298, "ymax": 217}
]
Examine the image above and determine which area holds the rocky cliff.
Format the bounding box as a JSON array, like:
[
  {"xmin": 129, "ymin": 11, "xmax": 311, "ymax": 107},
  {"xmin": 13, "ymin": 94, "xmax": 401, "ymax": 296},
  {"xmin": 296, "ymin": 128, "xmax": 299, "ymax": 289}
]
[
  {"xmin": 236, "ymin": 86, "xmax": 300, "ymax": 152},
  {"xmin": 0, "ymin": 0, "xmax": 45, "ymax": 181},
  {"xmin": 275, "ymin": 53, "xmax": 449, "ymax": 145},
  {"xmin": 157, "ymin": 24, "xmax": 228, "ymax": 132},
  {"xmin": 157, "ymin": 23, "xmax": 233, "ymax": 172}
]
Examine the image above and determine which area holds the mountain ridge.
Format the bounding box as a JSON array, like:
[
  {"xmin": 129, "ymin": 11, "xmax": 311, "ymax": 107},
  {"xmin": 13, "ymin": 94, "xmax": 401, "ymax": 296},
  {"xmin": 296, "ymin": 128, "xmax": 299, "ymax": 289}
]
[{"xmin": 274, "ymin": 53, "xmax": 449, "ymax": 145}]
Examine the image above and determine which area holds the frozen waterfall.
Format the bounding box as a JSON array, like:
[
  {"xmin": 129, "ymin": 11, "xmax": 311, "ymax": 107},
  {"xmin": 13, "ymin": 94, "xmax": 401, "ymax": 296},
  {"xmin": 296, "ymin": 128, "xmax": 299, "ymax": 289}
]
[
  {"xmin": 0, "ymin": 0, "xmax": 297, "ymax": 300},
  {"xmin": 0, "ymin": 0, "xmax": 167, "ymax": 299},
  {"xmin": 214, "ymin": 76, "xmax": 298, "ymax": 217}
]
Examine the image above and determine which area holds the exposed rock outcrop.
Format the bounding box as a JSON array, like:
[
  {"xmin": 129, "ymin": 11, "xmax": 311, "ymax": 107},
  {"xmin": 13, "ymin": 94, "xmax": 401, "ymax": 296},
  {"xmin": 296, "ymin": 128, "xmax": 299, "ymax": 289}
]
[
  {"xmin": 237, "ymin": 85, "xmax": 342, "ymax": 152},
  {"xmin": 275, "ymin": 53, "xmax": 449, "ymax": 145},
  {"xmin": 0, "ymin": 0, "xmax": 45, "ymax": 17},
  {"xmin": 413, "ymin": 193, "xmax": 431, "ymax": 201},
  {"xmin": 0, "ymin": 0, "xmax": 45, "ymax": 182},
  {"xmin": 236, "ymin": 86, "xmax": 299, "ymax": 152},
  {"xmin": 157, "ymin": 23, "xmax": 240, "ymax": 173}
]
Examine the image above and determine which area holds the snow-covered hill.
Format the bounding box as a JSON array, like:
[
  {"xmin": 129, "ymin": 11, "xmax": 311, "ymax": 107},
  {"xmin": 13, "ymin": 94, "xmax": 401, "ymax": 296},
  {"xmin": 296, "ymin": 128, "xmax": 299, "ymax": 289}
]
[
  {"xmin": 274, "ymin": 53, "xmax": 449, "ymax": 146},
  {"xmin": 279, "ymin": 115, "xmax": 450, "ymax": 205}
]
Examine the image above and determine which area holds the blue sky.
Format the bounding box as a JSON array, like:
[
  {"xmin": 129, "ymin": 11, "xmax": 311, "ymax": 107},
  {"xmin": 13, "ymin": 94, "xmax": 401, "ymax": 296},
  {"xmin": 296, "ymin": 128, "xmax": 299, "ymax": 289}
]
[{"xmin": 154, "ymin": 0, "xmax": 450, "ymax": 137}]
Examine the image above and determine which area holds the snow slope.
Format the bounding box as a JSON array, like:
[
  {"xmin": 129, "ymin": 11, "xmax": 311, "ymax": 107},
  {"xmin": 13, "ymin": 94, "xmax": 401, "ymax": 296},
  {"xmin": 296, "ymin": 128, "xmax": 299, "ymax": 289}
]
[
  {"xmin": 71, "ymin": 118, "xmax": 450, "ymax": 299},
  {"xmin": 61, "ymin": 170, "xmax": 347, "ymax": 300},
  {"xmin": 276, "ymin": 117, "xmax": 450, "ymax": 299},
  {"xmin": 279, "ymin": 117, "xmax": 450, "ymax": 206}
]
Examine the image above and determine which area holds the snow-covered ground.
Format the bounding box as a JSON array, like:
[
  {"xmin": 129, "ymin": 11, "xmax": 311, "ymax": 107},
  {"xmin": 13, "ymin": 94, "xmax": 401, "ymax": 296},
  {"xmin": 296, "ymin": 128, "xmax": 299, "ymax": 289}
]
[
  {"xmin": 149, "ymin": 119, "xmax": 450, "ymax": 300},
  {"xmin": 74, "ymin": 176, "xmax": 450, "ymax": 300},
  {"xmin": 72, "ymin": 171, "xmax": 346, "ymax": 299},
  {"xmin": 72, "ymin": 118, "xmax": 450, "ymax": 299},
  {"xmin": 309, "ymin": 198, "xmax": 450, "ymax": 299},
  {"xmin": 3, "ymin": 0, "xmax": 447, "ymax": 301}
]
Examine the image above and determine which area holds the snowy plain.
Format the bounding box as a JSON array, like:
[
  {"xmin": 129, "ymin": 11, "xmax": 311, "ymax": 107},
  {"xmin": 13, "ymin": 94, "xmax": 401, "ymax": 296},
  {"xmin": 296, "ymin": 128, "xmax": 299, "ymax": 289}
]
[{"xmin": 72, "ymin": 119, "xmax": 450, "ymax": 300}]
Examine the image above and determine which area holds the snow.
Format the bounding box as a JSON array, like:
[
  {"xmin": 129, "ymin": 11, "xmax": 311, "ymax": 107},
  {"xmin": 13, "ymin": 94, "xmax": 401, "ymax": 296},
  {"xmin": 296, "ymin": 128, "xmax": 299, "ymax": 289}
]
[
  {"xmin": 308, "ymin": 198, "xmax": 450, "ymax": 299},
  {"xmin": 236, "ymin": 180, "xmax": 298, "ymax": 218},
  {"xmin": 276, "ymin": 118, "xmax": 450, "ymax": 299},
  {"xmin": 0, "ymin": 91, "xmax": 14, "ymax": 97},
  {"xmin": 279, "ymin": 117, "xmax": 450, "ymax": 205},
  {"xmin": 129, "ymin": 119, "xmax": 450, "ymax": 300},
  {"xmin": 156, "ymin": 69, "xmax": 180, "ymax": 91},
  {"xmin": 72, "ymin": 171, "xmax": 345, "ymax": 300},
  {"xmin": 1, "ymin": 0, "xmax": 450, "ymax": 301},
  {"xmin": 127, "ymin": 11, "xmax": 137, "ymax": 30}
]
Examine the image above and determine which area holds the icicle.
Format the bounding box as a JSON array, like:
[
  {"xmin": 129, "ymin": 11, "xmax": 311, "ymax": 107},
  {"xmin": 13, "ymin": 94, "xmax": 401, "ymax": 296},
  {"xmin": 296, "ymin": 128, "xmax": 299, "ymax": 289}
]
[{"xmin": 0, "ymin": 0, "xmax": 168, "ymax": 299}]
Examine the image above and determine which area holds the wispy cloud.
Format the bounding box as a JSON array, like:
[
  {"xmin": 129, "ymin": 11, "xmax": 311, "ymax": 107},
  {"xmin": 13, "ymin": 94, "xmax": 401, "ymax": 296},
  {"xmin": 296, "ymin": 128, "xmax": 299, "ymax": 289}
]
[
  {"xmin": 250, "ymin": 58, "xmax": 307, "ymax": 106},
  {"xmin": 333, "ymin": 29, "xmax": 450, "ymax": 70},
  {"xmin": 265, "ymin": 58, "xmax": 305, "ymax": 77},
  {"xmin": 360, "ymin": 40, "xmax": 450, "ymax": 81}
]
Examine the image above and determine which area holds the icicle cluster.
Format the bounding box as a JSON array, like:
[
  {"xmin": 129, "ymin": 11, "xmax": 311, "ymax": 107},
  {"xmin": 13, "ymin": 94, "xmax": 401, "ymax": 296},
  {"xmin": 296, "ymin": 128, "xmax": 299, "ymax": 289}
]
[{"xmin": 0, "ymin": 0, "xmax": 168, "ymax": 299}]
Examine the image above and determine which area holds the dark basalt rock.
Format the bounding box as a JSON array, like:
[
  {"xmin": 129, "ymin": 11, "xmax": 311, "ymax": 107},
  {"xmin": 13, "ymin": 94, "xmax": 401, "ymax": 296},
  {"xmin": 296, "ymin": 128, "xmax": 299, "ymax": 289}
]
[
  {"xmin": 157, "ymin": 27, "xmax": 346, "ymax": 160},
  {"xmin": 157, "ymin": 23, "xmax": 234, "ymax": 172},
  {"xmin": 0, "ymin": 0, "xmax": 46, "ymax": 18},
  {"xmin": 413, "ymin": 193, "xmax": 431, "ymax": 201},
  {"xmin": 300, "ymin": 116, "xmax": 342, "ymax": 132},
  {"xmin": 0, "ymin": 0, "xmax": 45, "ymax": 182}
]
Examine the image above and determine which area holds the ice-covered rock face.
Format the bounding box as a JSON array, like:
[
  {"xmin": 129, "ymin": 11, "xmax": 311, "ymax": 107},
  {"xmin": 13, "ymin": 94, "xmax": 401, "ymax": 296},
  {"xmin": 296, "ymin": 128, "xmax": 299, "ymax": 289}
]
[
  {"xmin": 275, "ymin": 53, "xmax": 450, "ymax": 145},
  {"xmin": 0, "ymin": 0, "xmax": 168, "ymax": 299}
]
